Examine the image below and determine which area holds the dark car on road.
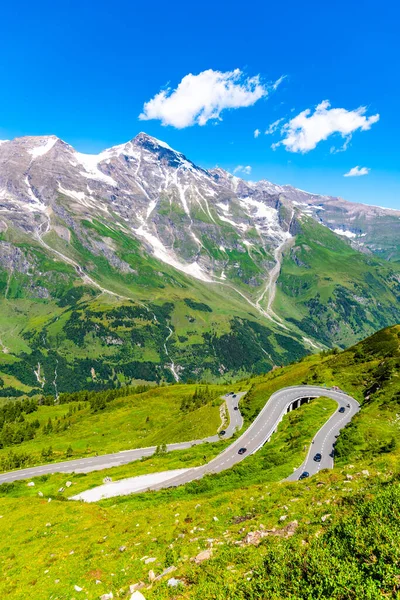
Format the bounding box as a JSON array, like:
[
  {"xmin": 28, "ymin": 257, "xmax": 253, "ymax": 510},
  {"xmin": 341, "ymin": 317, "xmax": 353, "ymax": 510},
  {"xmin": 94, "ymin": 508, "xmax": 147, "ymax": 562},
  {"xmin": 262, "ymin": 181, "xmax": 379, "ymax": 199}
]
[
  {"xmin": 299, "ymin": 471, "xmax": 309, "ymax": 480},
  {"xmin": 232, "ymin": 394, "xmax": 237, "ymax": 398},
  {"xmin": 234, "ymin": 406, "xmax": 238, "ymax": 411},
  {"xmin": 313, "ymin": 453, "xmax": 322, "ymax": 462},
  {"xmin": 219, "ymin": 430, "xmax": 226, "ymax": 436},
  {"xmin": 338, "ymin": 407, "xmax": 345, "ymax": 413},
  {"xmin": 238, "ymin": 447, "xmax": 247, "ymax": 455},
  {"xmin": 329, "ymin": 449, "xmax": 335, "ymax": 458}
]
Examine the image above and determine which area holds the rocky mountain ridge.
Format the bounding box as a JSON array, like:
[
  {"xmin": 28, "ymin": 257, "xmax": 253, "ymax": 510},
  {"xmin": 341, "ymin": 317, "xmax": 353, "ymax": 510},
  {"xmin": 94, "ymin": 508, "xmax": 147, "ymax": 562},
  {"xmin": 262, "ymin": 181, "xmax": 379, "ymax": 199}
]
[
  {"xmin": 0, "ymin": 132, "xmax": 400, "ymax": 392},
  {"xmin": 1, "ymin": 132, "xmax": 399, "ymax": 285}
]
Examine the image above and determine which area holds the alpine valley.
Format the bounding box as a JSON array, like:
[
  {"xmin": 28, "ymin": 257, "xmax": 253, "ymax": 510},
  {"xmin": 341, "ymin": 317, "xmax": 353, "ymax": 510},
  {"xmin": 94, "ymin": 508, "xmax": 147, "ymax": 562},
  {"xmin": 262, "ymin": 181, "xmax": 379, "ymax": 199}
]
[{"xmin": 0, "ymin": 132, "xmax": 400, "ymax": 395}]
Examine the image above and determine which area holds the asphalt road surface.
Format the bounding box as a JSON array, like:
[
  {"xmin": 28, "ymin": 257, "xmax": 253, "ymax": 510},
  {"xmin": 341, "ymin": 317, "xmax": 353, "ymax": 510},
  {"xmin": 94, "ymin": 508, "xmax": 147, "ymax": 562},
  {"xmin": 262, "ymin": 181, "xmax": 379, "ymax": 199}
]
[
  {"xmin": 0, "ymin": 386, "xmax": 358, "ymax": 489},
  {"xmin": 0, "ymin": 392, "xmax": 245, "ymax": 485},
  {"xmin": 286, "ymin": 389, "xmax": 360, "ymax": 481},
  {"xmin": 146, "ymin": 385, "xmax": 359, "ymax": 492}
]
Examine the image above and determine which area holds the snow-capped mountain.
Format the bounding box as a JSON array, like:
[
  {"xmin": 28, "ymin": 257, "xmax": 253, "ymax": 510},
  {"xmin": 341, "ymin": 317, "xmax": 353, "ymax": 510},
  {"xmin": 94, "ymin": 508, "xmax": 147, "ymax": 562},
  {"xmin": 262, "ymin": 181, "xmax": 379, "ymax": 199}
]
[
  {"xmin": 0, "ymin": 133, "xmax": 294, "ymax": 286},
  {"xmin": 1, "ymin": 132, "xmax": 398, "ymax": 289},
  {"xmin": 1, "ymin": 132, "xmax": 400, "ymax": 390}
]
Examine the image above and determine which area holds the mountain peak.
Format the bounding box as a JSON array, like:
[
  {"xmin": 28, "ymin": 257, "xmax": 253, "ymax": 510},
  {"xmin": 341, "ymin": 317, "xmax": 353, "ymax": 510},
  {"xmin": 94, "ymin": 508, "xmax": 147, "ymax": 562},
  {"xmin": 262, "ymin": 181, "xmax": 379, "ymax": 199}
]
[{"xmin": 132, "ymin": 132, "xmax": 177, "ymax": 153}]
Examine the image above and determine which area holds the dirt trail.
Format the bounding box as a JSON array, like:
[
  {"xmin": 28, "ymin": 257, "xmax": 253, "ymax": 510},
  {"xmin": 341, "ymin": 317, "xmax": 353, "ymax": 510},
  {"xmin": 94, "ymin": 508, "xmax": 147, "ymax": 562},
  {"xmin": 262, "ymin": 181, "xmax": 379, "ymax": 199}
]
[
  {"xmin": 0, "ymin": 337, "xmax": 9, "ymax": 354},
  {"xmin": 257, "ymin": 236, "xmax": 295, "ymax": 316},
  {"xmin": 35, "ymin": 217, "xmax": 130, "ymax": 301}
]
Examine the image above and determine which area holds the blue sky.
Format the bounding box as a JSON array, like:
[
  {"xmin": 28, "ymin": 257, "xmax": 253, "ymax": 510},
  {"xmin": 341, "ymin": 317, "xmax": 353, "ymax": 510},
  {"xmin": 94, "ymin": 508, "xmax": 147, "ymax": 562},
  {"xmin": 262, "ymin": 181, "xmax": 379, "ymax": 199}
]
[{"xmin": 0, "ymin": 0, "xmax": 399, "ymax": 207}]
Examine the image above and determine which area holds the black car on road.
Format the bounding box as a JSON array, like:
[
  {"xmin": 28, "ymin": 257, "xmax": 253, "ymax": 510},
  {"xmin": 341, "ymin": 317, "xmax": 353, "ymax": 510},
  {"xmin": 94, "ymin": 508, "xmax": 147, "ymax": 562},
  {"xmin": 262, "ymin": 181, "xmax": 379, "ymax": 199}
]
[
  {"xmin": 299, "ymin": 471, "xmax": 309, "ymax": 480},
  {"xmin": 238, "ymin": 447, "xmax": 247, "ymax": 455},
  {"xmin": 313, "ymin": 453, "xmax": 322, "ymax": 462},
  {"xmin": 338, "ymin": 407, "xmax": 345, "ymax": 413},
  {"xmin": 219, "ymin": 430, "xmax": 226, "ymax": 436}
]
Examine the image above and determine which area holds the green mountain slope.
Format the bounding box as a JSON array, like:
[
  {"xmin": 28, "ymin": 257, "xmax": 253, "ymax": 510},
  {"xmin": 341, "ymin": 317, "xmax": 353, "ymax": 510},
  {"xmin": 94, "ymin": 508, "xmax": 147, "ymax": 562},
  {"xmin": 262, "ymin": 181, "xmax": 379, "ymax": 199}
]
[
  {"xmin": 0, "ymin": 326, "xmax": 400, "ymax": 599},
  {"xmin": 274, "ymin": 217, "xmax": 400, "ymax": 347},
  {"xmin": 1, "ymin": 212, "xmax": 400, "ymax": 396}
]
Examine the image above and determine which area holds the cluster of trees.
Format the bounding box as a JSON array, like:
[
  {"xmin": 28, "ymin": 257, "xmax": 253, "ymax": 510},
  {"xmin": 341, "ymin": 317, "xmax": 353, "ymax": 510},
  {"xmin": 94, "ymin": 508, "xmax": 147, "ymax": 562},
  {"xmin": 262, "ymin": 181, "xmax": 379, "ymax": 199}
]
[
  {"xmin": 0, "ymin": 399, "xmax": 41, "ymax": 449},
  {"xmin": 0, "ymin": 419, "xmax": 40, "ymax": 448},
  {"xmin": 0, "ymin": 383, "xmax": 154, "ymax": 453},
  {"xmin": 0, "ymin": 398, "xmax": 38, "ymax": 427},
  {"xmin": 57, "ymin": 383, "xmax": 151, "ymax": 406},
  {"xmin": 183, "ymin": 298, "xmax": 212, "ymax": 312},
  {"xmin": 180, "ymin": 386, "xmax": 218, "ymax": 412},
  {"xmin": 42, "ymin": 416, "xmax": 71, "ymax": 435},
  {"xmin": 0, "ymin": 449, "xmax": 31, "ymax": 471}
]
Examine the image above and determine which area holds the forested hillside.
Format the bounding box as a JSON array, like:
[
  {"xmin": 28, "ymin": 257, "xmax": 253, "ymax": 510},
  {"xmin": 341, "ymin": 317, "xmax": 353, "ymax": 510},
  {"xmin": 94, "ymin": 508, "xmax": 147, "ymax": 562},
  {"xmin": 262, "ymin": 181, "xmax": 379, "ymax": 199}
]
[{"xmin": 0, "ymin": 325, "xmax": 399, "ymax": 598}]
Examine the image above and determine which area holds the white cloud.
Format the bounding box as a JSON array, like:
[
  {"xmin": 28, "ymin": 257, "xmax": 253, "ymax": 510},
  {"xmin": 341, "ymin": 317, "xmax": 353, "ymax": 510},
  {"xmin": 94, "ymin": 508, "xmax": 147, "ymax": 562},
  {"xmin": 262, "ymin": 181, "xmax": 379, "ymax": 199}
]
[
  {"xmin": 265, "ymin": 118, "xmax": 284, "ymax": 135},
  {"xmin": 344, "ymin": 166, "xmax": 370, "ymax": 177},
  {"xmin": 272, "ymin": 100, "xmax": 379, "ymax": 153},
  {"xmin": 330, "ymin": 137, "xmax": 351, "ymax": 154},
  {"xmin": 139, "ymin": 69, "xmax": 277, "ymax": 128},
  {"xmin": 254, "ymin": 128, "xmax": 261, "ymax": 138},
  {"xmin": 272, "ymin": 75, "xmax": 286, "ymax": 90},
  {"xmin": 233, "ymin": 165, "xmax": 252, "ymax": 175}
]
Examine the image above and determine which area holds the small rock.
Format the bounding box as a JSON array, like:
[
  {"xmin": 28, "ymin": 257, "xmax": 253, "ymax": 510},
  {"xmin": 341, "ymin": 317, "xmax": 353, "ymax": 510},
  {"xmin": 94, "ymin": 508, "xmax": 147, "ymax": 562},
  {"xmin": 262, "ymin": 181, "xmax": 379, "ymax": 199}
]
[
  {"xmin": 66, "ymin": 481, "xmax": 72, "ymax": 488},
  {"xmin": 130, "ymin": 592, "xmax": 146, "ymax": 600},
  {"xmin": 55, "ymin": 579, "xmax": 60, "ymax": 584},
  {"xmin": 95, "ymin": 580, "xmax": 102, "ymax": 584},
  {"xmin": 144, "ymin": 557, "xmax": 156, "ymax": 564},
  {"xmin": 48, "ymin": 498, "xmax": 52, "ymax": 503},
  {"xmin": 321, "ymin": 514, "xmax": 332, "ymax": 522},
  {"xmin": 346, "ymin": 474, "xmax": 353, "ymax": 480},
  {"xmin": 100, "ymin": 594, "xmax": 113, "ymax": 600},
  {"xmin": 58, "ymin": 487, "xmax": 65, "ymax": 493},
  {"xmin": 193, "ymin": 549, "xmax": 212, "ymax": 564},
  {"xmin": 362, "ymin": 469, "xmax": 370, "ymax": 476},
  {"xmin": 279, "ymin": 515, "xmax": 287, "ymax": 522},
  {"xmin": 148, "ymin": 569, "xmax": 155, "ymax": 582},
  {"xmin": 167, "ymin": 577, "xmax": 182, "ymax": 587},
  {"xmin": 27, "ymin": 482, "xmax": 35, "ymax": 487},
  {"xmin": 195, "ymin": 504, "xmax": 201, "ymax": 509},
  {"xmin": 243, "ymin": 531, "xmax": 263, "ymax": 545},
  {"xmin": 103, "ymin": 476, "xmax": 112, "ymax": 484},
  {"xmin": 74, "ymin": 585, "xmax": 83, "ymax": 592},
  {"xmin": 45, "ymin": 523, "xmax": 51, "ymax": 528},
  {"xmin": 119, "ymin": 546, "xmax": 127, "ymax": 552},
  {"xmin": 213, "ymin": 516, "xmax": 218, "ymax": 521},
  {"xmin": 38, "ymin": 492, "xmax": 43, "ymax": 497}
]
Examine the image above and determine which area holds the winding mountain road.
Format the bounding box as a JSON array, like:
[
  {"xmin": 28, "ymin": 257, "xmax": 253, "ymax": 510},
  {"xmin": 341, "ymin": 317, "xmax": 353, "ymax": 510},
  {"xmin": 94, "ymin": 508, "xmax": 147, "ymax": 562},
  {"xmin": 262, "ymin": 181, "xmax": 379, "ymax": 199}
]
[
  {"xmin": 144, "ymin": 385, "xmax": 359, "ymax": 493},
  {"xmin": 0, "ymin": 386, "xmax": 359, "ymax": 491},
  {"xmin": 0, "ymin": 394, "xmax": 243, "ymax": 484}
]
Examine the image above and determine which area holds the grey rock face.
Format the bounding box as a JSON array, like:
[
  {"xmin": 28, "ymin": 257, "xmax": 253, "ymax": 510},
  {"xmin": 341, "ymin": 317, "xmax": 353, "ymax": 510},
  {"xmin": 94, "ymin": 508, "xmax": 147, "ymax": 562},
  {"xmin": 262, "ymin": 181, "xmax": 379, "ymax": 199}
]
[
  {"xmin": 0, "ymin": 242, "xmax": 35, "ymax": 274},
  {"xmin": 0, "ymin": 131, "xmax": 398, "ymax": 286}
]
